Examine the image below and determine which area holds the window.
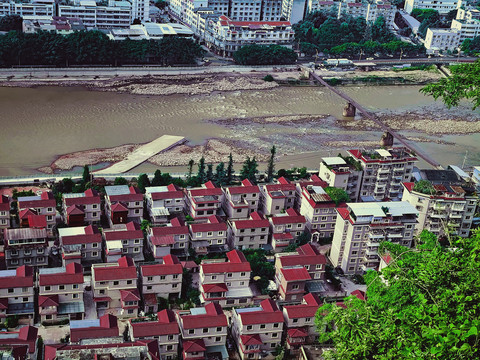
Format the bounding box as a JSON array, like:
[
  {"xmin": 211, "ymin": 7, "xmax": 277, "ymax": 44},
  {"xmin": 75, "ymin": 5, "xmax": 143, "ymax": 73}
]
[
  {"xmin": 215, "ymin": 336, "xmax": 221, "ymax": 342},
  {"xmin": 260, "ymin": 324, "xmax": 266, "ymax": 329},
  {"xmin": 172, "ymin": 284, "xmax": 178, "ymax": 288},
  {"xmin": 8, "ymin": 288, "xmax": 14, "ymax": 294},
  {"xmin": 73, "ymin": 293, "xmax": 79, "ymax": 299},
  {"xmin": 305, "ymin": 317, "xmax": 311, "ymax": 322},
  {"xmin": 113, "ymin": 281, "xmax": 119, "ymax": 286},
  {"xmin": 128, "ymin": 309, "xmax": 134, "ymax": 314},
  {"xmin": 92, "ymin": 204, "xmax": 98, "ymax": 209},
  {"xmin": 189, "ymin": 329, "xmax": 195, "ymax": 335},
  {"xmin": 273, "ymin": 323, "xmax": 279, "ymax": 328},
  {"xmin": 147, "ymin": 276, "xmax": 153, "ymax": 282},
  {"xmin": 247, "ymin": 325, "xmax": 253, "ymax": 330},
  {"xmin": 217, "ymin": 327, "xmax": 222, "ymax": 332},
  {"xmin": 59, "ymin": 285, "xmax": 65, "ymax": 290},
  {"xmin": 218, "ymin": 231, "xmax": 224, "ymax": 236},
  {"xmin": 45, "ymin": 286, "xmax": 51, "ymax": 291},
  {"xmin": 147, "ymin": 286, "xmax": 152, "ymax": 290},
  {"xmin": 207, "ymin": 232, "xmax": 213, "ymax": 237},
  {"xmin": 160, "ymin": 276, "xmax": 166, "ymax": 280},
  {"xmin": 99, "ymin": 289, "xmax": 105, "ymax": 295},
  {"xmin": 227, "ymin": 273, "xmax": 233, "ymax": 278},
  {"xmin": 92, "ymin": 251, "xmax": 98, "ymax": 257},
  {"xmin": 196, "ymin": 232, "xmax": 202, "ymax": 237},
  {"xmin": 293, "ymin": 318, "xmax": 298, "ymax": 323},
  {"xmin": 179, "ymin": 235, "xmax": 185, "ymax": 240},
  {"xmin": 271, "ymin": 343, "xmax": 277, "ymax": 348},
  {"xmin": 203, "ymin": 328, "xmax": 208, "ymax": 333},
  {"xmin": 47, "ymin": 207, "xmax": 53, "ymax": 212},
  {"xmin": 24, "ymin": 249, "xmax": 31, "ymax": 256},
  {"xmin": 23, "ymin": 297, "xmax": 28, "ymax": 302},
  {"xmin": 37, "ymin": 248, "xmax": 44, "ymax": 254},
  {"xmin": 168, "ymin": 335, "xmax": 174, "ymax": 340},
  {"xmin": 127, "ymin": 280, "xmax": 133, "ymax": 285},
  {"xmin": 134, "ymin": 247, "xmax": 140, "ymax": 253},
  {"xmin": 92, "ymin": 243, "xmax": 98, "ymax": 248}
]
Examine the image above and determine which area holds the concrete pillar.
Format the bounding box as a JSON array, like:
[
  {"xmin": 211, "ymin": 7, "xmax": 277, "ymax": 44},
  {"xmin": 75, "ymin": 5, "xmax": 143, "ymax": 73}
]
[
  {"xmin": 343, "ymin": 102, "xmax": 356, "ymax": 117},
  {"xmin": 380, "ymin": 131, "xmax": 394, "ymax": 147}
]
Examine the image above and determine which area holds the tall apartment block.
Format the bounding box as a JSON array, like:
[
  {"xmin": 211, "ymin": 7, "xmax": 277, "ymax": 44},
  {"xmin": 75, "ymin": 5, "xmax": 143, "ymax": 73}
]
[
  {"xmin": 330, "ymin": 202, "xmax": 418, "ymax": 274},
  {"xmin": 318, "ymin": 156, "xmax": 362, "ymax": 201},
  {"xmin": 347, "ymin": 148, "xmax": 417, "ymax": 202}
]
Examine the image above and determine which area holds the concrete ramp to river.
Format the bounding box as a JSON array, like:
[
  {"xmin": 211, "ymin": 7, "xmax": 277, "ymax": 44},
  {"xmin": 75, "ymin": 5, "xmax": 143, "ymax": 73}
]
[{"xmin": 95, "ymin": 135, "xmax": 186, "ymax": 174}]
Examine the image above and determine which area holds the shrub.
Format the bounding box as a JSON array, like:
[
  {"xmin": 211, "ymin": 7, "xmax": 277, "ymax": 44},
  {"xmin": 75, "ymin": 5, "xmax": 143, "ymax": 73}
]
[{"xmin": 263, "ymin": 74, "xmax": 274, "ymax": 82}]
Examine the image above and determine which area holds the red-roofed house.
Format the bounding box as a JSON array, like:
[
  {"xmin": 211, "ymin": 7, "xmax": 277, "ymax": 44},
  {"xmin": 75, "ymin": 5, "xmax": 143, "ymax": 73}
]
[
  {"xmin": 199, "ymin": 249, "xmax": 252, "ymax": 307},
  {"xmin": 0, "ymin": 266, "xmax": 35, "ymax": 324},
  {"xmin": 58, "ymin": 225, "xmax": 102, "ymax": 268},
  {"xmin": 185, "ymin": 181, "xmax": 224, "ymax": 219},
  {"xmin": 38, "ymin": 262, "xmax": 84, "ymax": 323},
  {"xmin": 0, "ymin": 325, "xmax": 39, "ymax": 359},
  {"xmin": 103, "ymin": 221, "xmax": 144, "ymax": 262},
  {"xmin": 17, "ymin": 191, "xmax": 56, "ymax": 233},
  {"xmin": 0, "ymin": 195, "xmax": 11, "ymax": 233},
  {"xmin": 260, "ymin": 177, "xmax": 297, "ymax": 216},
  {"xmin": 147, "ymin": 217, "xmax": 189, "ymax": 259},
  {"xmin": 129, "ymin": 309, "xmax": 180, "ymax": 359},
  {"xmin": 104, "ymin": 185, "xmax": 144, "ymax": 226},
  {"xmin": 231, "ymin": 299, "xmax": 284, "ymax": 359},
  {"xmin": 177, "ymin": 302, "xmax": 228, "ymax": 360},
  {"xmin": 283, "ymin": 293, "xmax": 322, "ymax": 351},
  {"xmin": 189, "ymin": 215, "xmax": 228, "ymax": 255},
  {"xmin": 223, "ymin": 179, "xmax": 261, "ymax": 220},
  {"xmin": 140, "ymin": 255, "xmax": 183, "ymax": 313},
  {"xmin": 70, "ymin": 314, "xmax": 120, "ymax": 343},
  {"xmin": 62, "ymin": 189, "xmax": 101, "ymax": 226},
  {"xmin": 145, "ymin": 184, "xmax": 185, "ymax": 224},
  {"xmin": 269, "ymin": 208, "xmax": 306, "ymax": 252},
  {"xmin": 4, "ymin": 228, "xmax": 48, "ymax": 269},
  {"xmin": 228, "ymin": 212, "xmax": 270, "ymax": 250},
  {"xmin": 92, "ymin": 256, "xmax": 139, "ymax": 318}
]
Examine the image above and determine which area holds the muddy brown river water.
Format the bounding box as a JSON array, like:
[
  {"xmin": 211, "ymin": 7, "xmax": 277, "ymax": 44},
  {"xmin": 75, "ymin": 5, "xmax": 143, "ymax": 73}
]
[{"xmin": 1, "ymin": 84, "xmax": 480, "ymax": 176}]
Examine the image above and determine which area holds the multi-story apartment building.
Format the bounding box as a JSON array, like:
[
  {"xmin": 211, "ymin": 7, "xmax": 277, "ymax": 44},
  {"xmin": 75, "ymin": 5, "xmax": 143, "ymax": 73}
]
[
  {"xmin": 0, "ymin": 0, "xmax": 55, "ymax": 18},
  {"xmin": 0, "ymin": 266, "xmax": 35, "ymax": 324},
  {"xmin": 405, "ymin": 0, "xmax": 459, "ymax": 14},
  {"xmin": 103, "ymin": 221, "xmax": 144, "ymax": 262},
  {"xmin": 204, "ymin": 16, "xmax": 294, "ymax": 57},
  {"xmin": 129, "ymin": 309, "xmax": 180, "ymax": 360},
  {"xmin": 275, "ymin": 243, "xmax": 326, "ymax": 281},
  {"xmin": 147, "ymin": 217, "xmax": 189, "ymax": 259},
  {"xmin": 69, "ymin": 314, "xmax": 120, "ymax": 343},
  {"xmin": 330, "ymin": 201, "xmax": 418, "ymax": 274},
  {"xmin": 0, "ymin": 325, "xmax": 39, "ymax": 360},
  {"xmin": 104, "ymin": 185, "xmax": 144, "ymax": 226},
  {"xmin": 260, "ymin": 177, "xmax": 297, "ymax": 216},
  {"xmin": 58, "ymin": 225, "xmax": 102, "ymax": 268},
  {"xmin": 223, "ymin": 179, "xmax": 261, "ymax": 220},
  {"xmin": 318, "ymin": 156, "xmax": 362, "ymax": 201},
  {"xmin": 228, "ymin": 211, "xmax": 270, "ymax": 250},
  {"xmin": 347, "ymin": 148, "xmax": 417, "ymax": 202},
  {"xmin": 185, "ymin": 181, "xmax": 224, "ymax": 219},
  {"xmin": 231, "ymin": 299, "xmax": 284, "ymax": 360},
  {"xmin": 4, "ymin": 228, "xmax": 48, "ymax": 269},
  {"xmin": 424, "ymin": 28, "xmax": 461, "ymax": 54},
  {"xmin": 299, "ymin": 183, "xmax": 344, "ymax": 242},
  {"xmin": 189, "ymin": 215, "xmax": 228, "ymax": 254},
  {"xmin": 17, "ymin": 191, "xmax": 56, "ymax": 232},
  {"xmin": 269, "ymin": 208, "xmax": 306, "ymax": 252},
  {"xmin": 402, "ymin": 169, "xmax": 477, "ymax": 238},
  {"xmin": 140, "ymin": 254, "xmax": 183, "ymax": 313},
  {"xmin": 62, "ymin": 188, "xmax": 101, "ymax": 226},
  {"xmin": 0, "ymin": 195, "xmax": 10, "ymax": 234},
  {"xmin": 275, "ymin": 265, "xmax": 311, "ymax": 302},
  {"xmin": 177, "ymin": 302, "xmax": 228, "ymax": 360},
  {"xmin": 45, "ymin": 339, "xmax": 160, "ymax": 359},
  {"xmin": 282, "ymin": 293, "xmax": 322, "ymax": 352},
  {"xmin": 200, "ymin": 249, "xmax": 253, "ymax": 306},
  {"xmin": 92, "ymin": 256, "xmax": 140, "ymax": 318},
  {"xmin": 451, "ymin": 10, "xmax": 480, "ymax": 42},
  {"xmin": 38, "ymin": 262, "xmax": 84, "ymax": 323},
  {"xmin": 145, "ymin": 184, "xmax": 185, "ymax": 224}
]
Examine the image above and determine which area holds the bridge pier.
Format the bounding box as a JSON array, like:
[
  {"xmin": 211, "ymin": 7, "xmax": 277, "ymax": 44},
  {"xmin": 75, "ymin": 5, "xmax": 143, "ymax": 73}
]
[
  {"xmin": 380, "ymin": 131, "xmax": 394, "ymax": 147},
  {"xmin": 343, "ymin": 102, "xmax": 356, "ymax": 117}
]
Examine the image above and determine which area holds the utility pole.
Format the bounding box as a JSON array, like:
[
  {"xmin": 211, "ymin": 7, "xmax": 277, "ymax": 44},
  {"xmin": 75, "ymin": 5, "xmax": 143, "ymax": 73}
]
[{"xmin": 399, "ymin": 48, "xmax": 404, "ymax": 61}]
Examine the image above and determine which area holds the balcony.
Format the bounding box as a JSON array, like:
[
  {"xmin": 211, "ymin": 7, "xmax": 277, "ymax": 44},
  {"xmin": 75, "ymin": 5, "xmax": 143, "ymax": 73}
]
[
  {"xmin": 433, "ymin": 203, "xmax": 447, "ymax": 211},
  {"xmin": 430, "ymin": 212, "xmax": 447, "ymax": 219},
  {"xmin": 378, "ymin": 168, "xmax": 390, "ymax": 174},
  {"xmin": 366, "ymin": 240, "xmax": 381, "ymax": 247},
  {"xmin": 366, "ymin": 249, "xmax": 377, "ymax": 256},
  {"xmin": 393, "ymin": 167, "xmax": 405, "ymax": 172},
  {"xmin": 449, "ymin": 213, "xmax": 462, "ymax": 219}
]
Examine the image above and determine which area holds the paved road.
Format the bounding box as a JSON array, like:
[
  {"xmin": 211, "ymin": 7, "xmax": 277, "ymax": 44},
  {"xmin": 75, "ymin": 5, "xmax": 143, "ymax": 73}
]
[{"xmin": 95, "ymin": 135, "xmax": 186, "ymax": 174}]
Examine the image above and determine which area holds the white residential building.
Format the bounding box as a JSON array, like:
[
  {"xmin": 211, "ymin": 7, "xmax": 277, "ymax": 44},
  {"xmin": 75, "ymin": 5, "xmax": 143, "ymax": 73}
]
[
  {"xmin": 424, "ymin": 28, "xmax": 461, "ymax": 53},
  {"xmin": 451, "ymin": 17, "xmax": 480, "ymax": 42},
  {"xmin": 404, "ymin": 0, "xmax": 459, "ymax": 14},
  {"xmin": 145, "ymin": 184, "xmax": 185, "ymax": 224},
  {"xmin": 0, "ymin": 0, "xmax": 55, "ymax": 18},
  {"xmin": 330, "ymin": 201, "xmax": 418, "ymax": 274},
  {"xmin": 223, "ymin": 179, "xmax": 261, "ymax": 220},
  {"xmin": 318, "ymin": 156, "xmax": 362, "ymax": 202}
]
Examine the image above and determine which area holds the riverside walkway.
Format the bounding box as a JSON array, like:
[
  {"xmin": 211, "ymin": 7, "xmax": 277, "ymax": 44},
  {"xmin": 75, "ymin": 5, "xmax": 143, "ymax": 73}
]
[
  {"xmin": 94, "ymin": 135, "xmax": 186, "ymax": 174},
  {"xmin": 307, "ymin": 69, "xmax": 442, "ymax": 169}
]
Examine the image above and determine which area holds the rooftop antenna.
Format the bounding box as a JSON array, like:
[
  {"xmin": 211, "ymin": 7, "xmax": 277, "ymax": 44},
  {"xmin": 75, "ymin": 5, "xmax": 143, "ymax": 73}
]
[{"xmin": 462, "ymin": 150, "xmax": 468, "ymax": 169}]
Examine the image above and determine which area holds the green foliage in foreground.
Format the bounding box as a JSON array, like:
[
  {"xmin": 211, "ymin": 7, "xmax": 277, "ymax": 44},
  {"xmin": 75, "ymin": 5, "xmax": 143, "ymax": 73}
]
[
  {"xmin": 0, "ymin": 30, "xmax": 204, "ymax": 67},
  {"xmin": 316, "ymin": 230, "xmax": 480, "ymax": 359},
  {"xmin": 233, "ymin": 44, "xmax": 297, "ymax": 65},
  {"xmin": 421, "ymin": 60, "xmax": 480, "ymax": 110}
]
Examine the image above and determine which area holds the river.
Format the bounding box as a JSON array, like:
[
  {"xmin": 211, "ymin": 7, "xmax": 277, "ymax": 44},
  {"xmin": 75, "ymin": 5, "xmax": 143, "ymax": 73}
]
[{"xmin": 1, "ymin": 84, "xmax": 479, "ymax": 176}]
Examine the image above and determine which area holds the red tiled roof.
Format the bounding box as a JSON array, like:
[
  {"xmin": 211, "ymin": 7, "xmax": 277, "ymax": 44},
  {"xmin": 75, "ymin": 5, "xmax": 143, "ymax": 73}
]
[
  {"xmin": 19, "ymin": 209, "xmax": 36, "ymax": 219},
  {"xmin": 181, "ymin": 304, "xmax": 227, "ymax": 329},
  {"xmin": 284, "ymin": 304, "xmax": 318, "ymax": 319},
  {"xmin": 0, "ymin": 195, "xmax": 9, "ymax": 211},
  {"xmin": 39, "ymin": 262, "xmax": 83, "ymax": 286},
  {"xmin": 202, "ymin": 283, "xmax": 228, "ymax": 293},
  {"xmin": 104, "ymin": 222, "xmax": 143, "ymax": 241},
  {"xmin": 93, "ymin": 258, "xmax": 137, "ymax": 281},
  {"xmin": 28, "ymin": 215, "xmax": 47, "ymax": 228},
  {"xmin": 151, "ymin": 235, "xmax": 175, "ymax": 246},
  {"xmin": 18, "ymin": 192, "xmax": 55, "ymax": 209},
  {"xmin": 279, "ymin": 251, "xmax": 327, "ymax": 267},
  {"xmin": 265, "ymin": 183, "xmax": 296, "ymax": 192},
  {"xmin": 382, "ymin": 253, "xmax": 392, "ymax": 265},
  {"xmin": 226, "ymin": 249, "xmax": 247, "ymax": 263},
  {"xmin": 403, "ymin": 182, "xmax": 415, "ymax": 192},
  {"xmin": 162, "ymin": 254, "xmax": 180, "ymax": 265},
  {"xmin": 281, "ymin": 267, "xmax": 311, "ymax": 281},
  {"xmin": 70, "ymin": 314, "xmax": 119, "ymax": 342},
  {"xmin": 64, "ymin": 192, "xmax": 100, "ymax": 206},
  {"xmin": 61, "ymin": 233, "xmax": 102, "ymax": 246},
  {"xmin": 151, "ymin": 190, "xmax": 184, "ymax": 200},
  {"xmin": 271, "ymin": 208, "xmax": 306, "ymax": 225},
  {"xmin": 66, "ymin": 205, "xmax": 84, "ymax": 215},
  {"xmin": 337, "ymin": 207, "xmax": 351, "ymax": 221},
  {"xmin": 0, "ymin": 326, "xmax": 38, "ymax": 354},
  {"xmin": 38, "ymin": 294, "xmax": 59, "ymax": 307},
  {"xmin": 0, "ymin": 266, "xmax": 33, "ymax": 289},
  {"xmin": 120, "ymin": 289, "xmax": 140, "ymax": 301},
  {"xmin": 131, "ymin": 311, "xmax": 179, "ymax": 338},
  {"xmin": 238, "ymin": 309, "xmax": 283, "ymax": 325},
  {"xmin": 297, "ymin": 243, "xmax": 320, "ymax": 256},
  {"xmin": 288, "ymin": 328, "xmax": 308, "ymax": 338},
  {"xmin": 190, "ymin": 221, "xmax": 227, "ymax": 233},
  {"xmin": 181, "ymin": 260, "xmax": 199, "ymax": 269},
  {"xmin": 240, "ymin": 334, "xmax": 262, "ymax": 346},
  {"xmin": 0, "ymin": 298, "xmax": 7, "ymax": 310},
  {"xmin": 152, "ymin": 224, "xmax": 189, "ymax": 236},
  {"xmin": 111, "ymin": 202, "xmax": 129, "ymax": 212},
  {"xmin": 183, "ymin": 339, "xmax": 206, "ymax": 353},
  {"xmin": 273, "ymin": 233, "xmax": 293, "ymax": 240},
  {"xmin": 189, "ymin": 187, "xmax": 223, "ymax": 197},
  {"xmin": 141, "ymin": 263, "xmax": 183, "ymax": 276},
  {"xmin": 233, "ymin": 218, "xmax": 269, "ymax": 229},
  {"xmin": 227, "ymin": 184, "xmax": 260, "ymax": 195},
  {"xmin": 303, "ymin": 293, "xmax": 321, "ymax": 306},
  {"xmin": 201, "ymin": 261, "xmax": 250, "ymax": 274}
]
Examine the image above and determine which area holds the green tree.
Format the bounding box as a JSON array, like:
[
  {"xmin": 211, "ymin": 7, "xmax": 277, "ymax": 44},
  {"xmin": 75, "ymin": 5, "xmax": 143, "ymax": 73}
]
[
  {"xmin": 214, "ymin": 162, "xmax": 227, "ymax": 187},
  {"xmin": 266, "ymin": 145, "xmax": 276, "ymax": 183},
  {"xmin": 152, "ymin": 170, "xmax": 162, "ymax": 186},
  {"xmin": 197, "ymin": 157, "xmax": 207, "ymax": 183},
  {"xmin": 0, "ymin": 15, "xmax": 23, "ymax": 32},
  {"xmin": 240, "ymin": 157, "xmax": 258, "ymax": 184},
  {"xmin": 82, "ymin": 165, "xmax": 91, "ymax": 185},
  {"xmin": 461, "ymin": 36, "xmax": 480, "ymax": 55},
  {"xmin": 114, "ymin": 177, "xmax": 128, "ymax": 185},
  {"xmin": 137, "ymin": 173, "xmax": 150, "ymax": 193},
  {"xmin": 206, "ymin": 164, "xmax": 214, "ymax": 181},
  {"xmin": 324, "ymin": 187, "xmax": 349, "ymax": 205},
  {"xmin": 140, "ymin": 219, "xmax": 151, "ymax": 232},
  {"xmin": 62, "ymin": 178, "xmax": 75, "ymax": 194},
  {"xmin": 421, "ymin": 60, "xmax": 480, "ymax": 110},
  {"xmin": 243, "ymin": 249, "xmax": 275, "ymax": 295},
  {"xmin": 316, "ymin": 230, "xmax": 480, "ymax": 359},
  {"xmin": 187, "ymin": 159, "xmax": 194, "ymax": 179},
  {"xmin": 233, "ymin": 44, "xmax": 297, "ymax": 65},
  {"xmin": 226, "ymin": 153, "xmax": 234, "ymax": 185}
]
